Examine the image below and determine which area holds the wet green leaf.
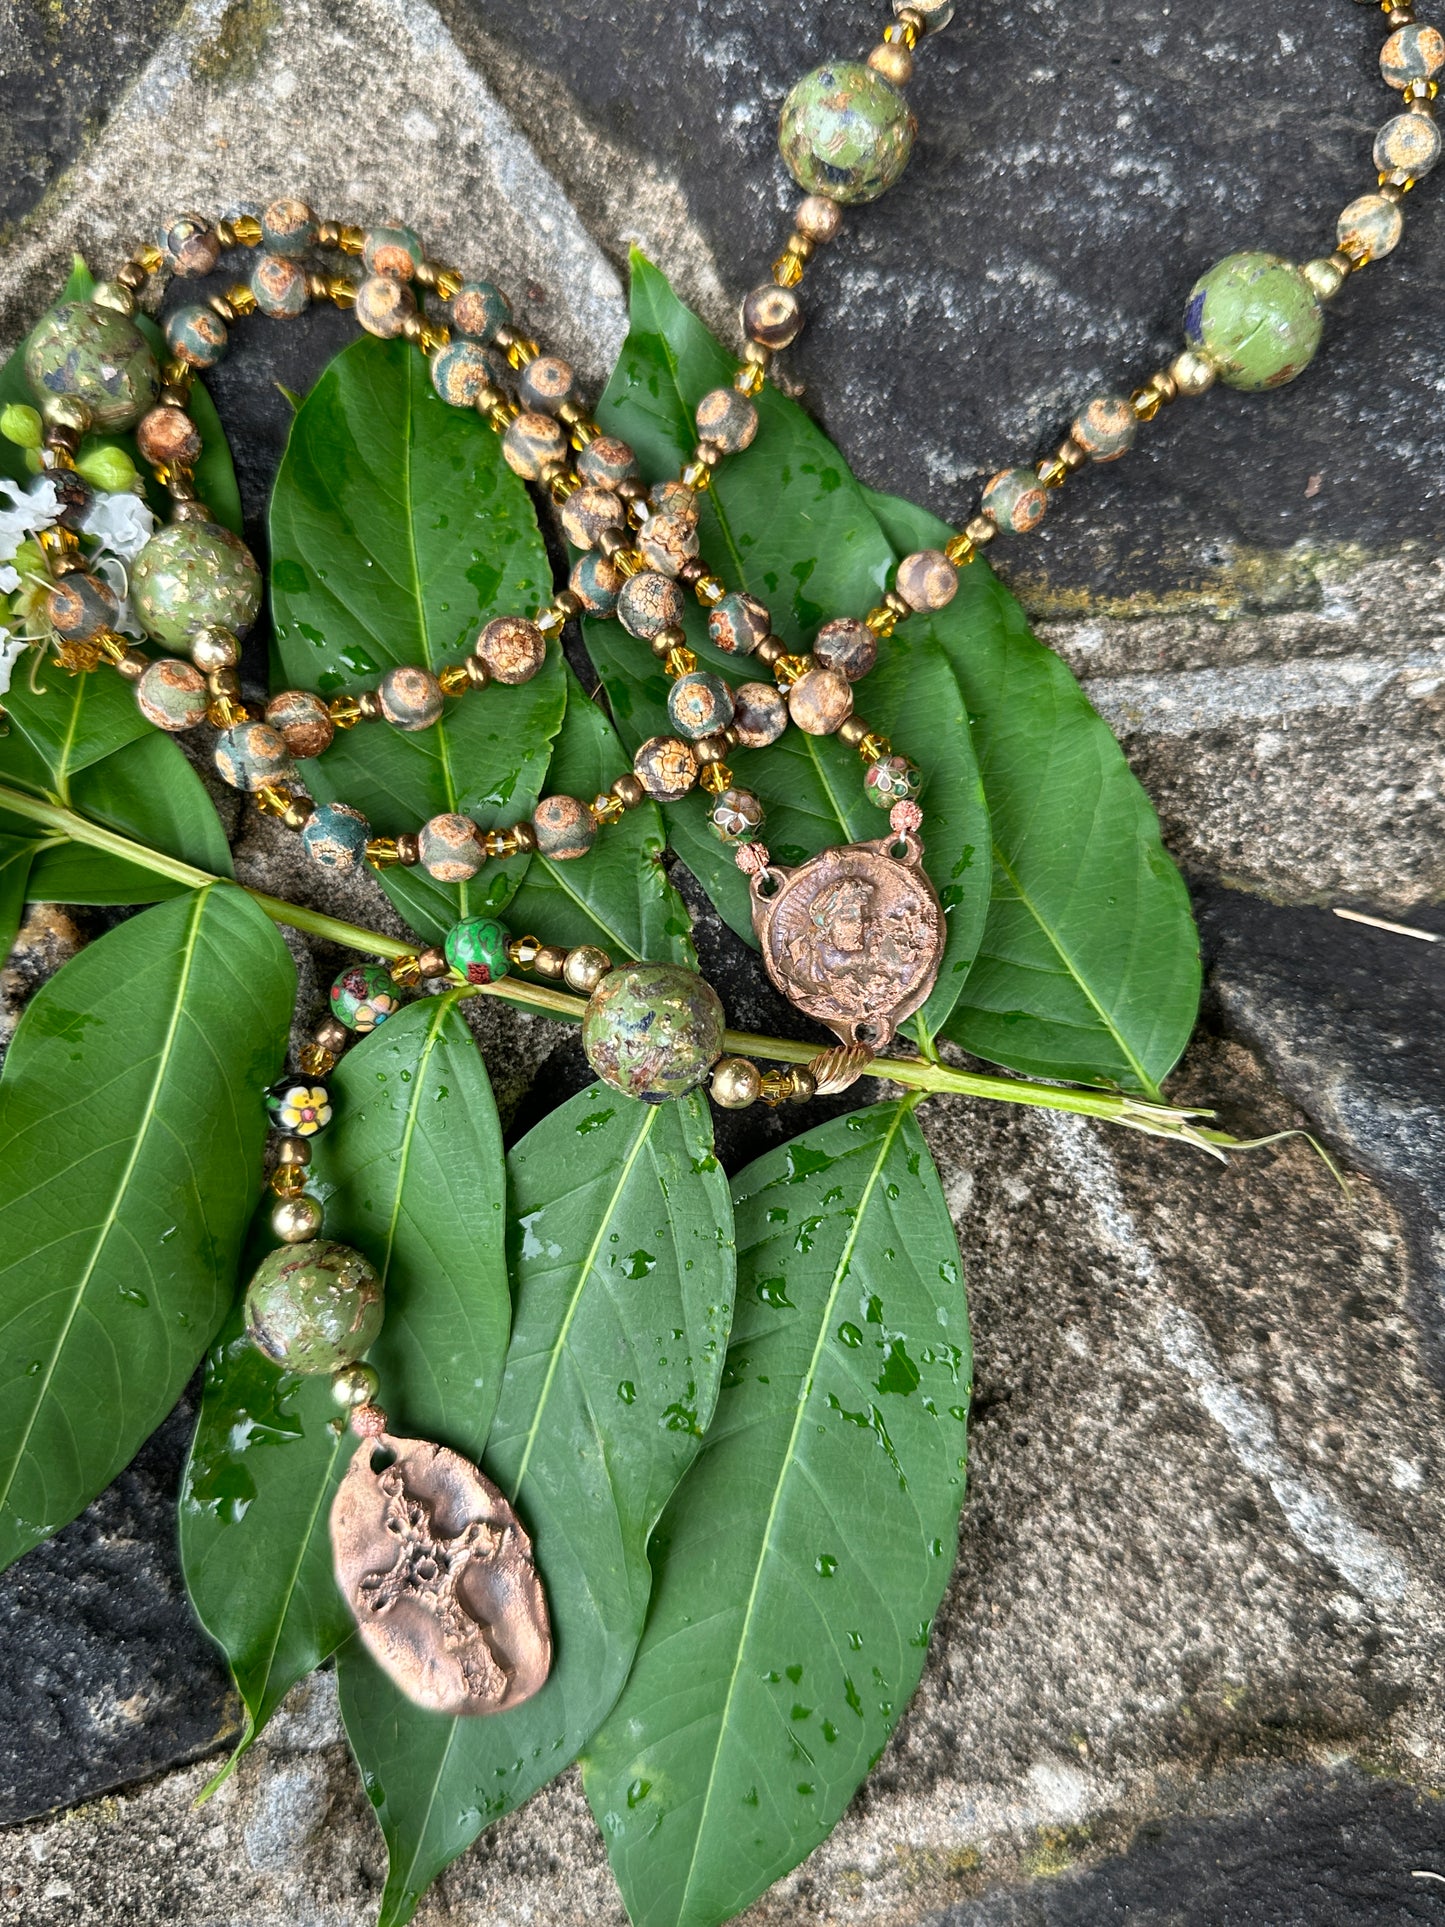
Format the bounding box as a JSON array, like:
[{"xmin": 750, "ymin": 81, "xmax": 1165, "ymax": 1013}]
[
  {"xmin": 339, "ymin": 1081, "xmax": 735, "ymax": 1927},
  {"xmin": 584, "ymin": 1102, "xmax": 969, "ymax": 1927},
  {"xmin": 0, "ymin": 832, "xmax": 45, "ymax": 958}
]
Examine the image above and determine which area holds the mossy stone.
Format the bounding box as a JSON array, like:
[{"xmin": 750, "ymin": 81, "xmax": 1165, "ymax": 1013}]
[
  {"xmin": 25, "ymin": 300, "xmax": 159, "ymax": 431},
  {"xmin": 130, "ymin": 521, "xmax": 261, "ymax": 648},
  {"xmin": 778, "ymin": 62, "xmax": 916, "ymax": 205},
  {"xmin": 582, "ymin": 961, "xmax": 725, "ymax": 1103},
  {"xmin": 1184, "ymin": 252, "xmax": 1322, "ymax": 393},
  {"xmin": 244, "ymin": 1239, "xmax": 384, "ymax": 1374}
]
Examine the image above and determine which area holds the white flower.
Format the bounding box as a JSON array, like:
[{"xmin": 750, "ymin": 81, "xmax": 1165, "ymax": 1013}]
[
  {"xmin": 92, "ymin": 555, "xmax": 144, "ymax": 638},
  {"xmin": 0, "ymin": 626, "xmax": 29, "ymax": 698},
  {"xmin": 80, "ymin": 487, "xmax": 156, "ymax": 563},
  {"xmin": 0, "ymin": 477, "xmax": 60, "ymax": 563},
  {"xmin": 0, "ymin": 565, "xmax": 18, "ymax": 595}
]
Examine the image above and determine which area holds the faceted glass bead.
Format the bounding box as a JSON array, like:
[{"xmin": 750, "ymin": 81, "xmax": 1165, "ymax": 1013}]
[
  {"xmin": 778, "ymin": 62, "xmax": 917, "ymax": 205},
  {"xmin": 444, "ymin": 915, "xmax": 513, "ymax": 985},
  {"xmin": 582, "ymin": 962, "xmax": 726, "ymax": 1103},
  {"xmin": 25, "ymin": 301, "xmax": 159, "ymax": 431},
  {"xmin": 265, "ymin": 1079, "xmax": 334, "ymax": 1137},
  {"xmin": 244, "ymin": 1239, "xmax": 383, "ymax": 1374},
  {"xmin": 330, "ymin": 962, "xmax": 402, "ymax": 1032},
  {"xmin": 1183, "ymin": 252, "xmax": 1322, "ymax": 393},
  {"xmin": 863, "ymin": 753, "xmax": 922, "ymax": 809}
]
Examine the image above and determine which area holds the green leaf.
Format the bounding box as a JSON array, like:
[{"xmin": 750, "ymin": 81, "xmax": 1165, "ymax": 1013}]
[
  {"xmin": 864, "ymin": 488, "xmax": 1200, "ymax": 1095},
  {"xmin": 583, "ymin": 1101, "xmax": 970, "ymax": 1927},
  {"xmin": 0, "ymin": 663, "xmax": 151, "ymax": 790},
  {"xmin": 0, "ymin": 832, "xmax": 46, "ymax": 957},
  {"xmin": 24, "ymin": 840, "xmax": 187, "ymax": 906},
  {"xmin": 269, "ymin": 334, "xmax": 565, "ymax": 944},
  {"xmin": 339, "ymin": 1081, "xmax": 736, "ymax": 1927},
  {"xmin": 179, "ymin": 994, "xmax": 509, "ymax": 1786},
  {"xmin": 0, "ymin": 885, "xmax": 295, "ymax": 1571}
]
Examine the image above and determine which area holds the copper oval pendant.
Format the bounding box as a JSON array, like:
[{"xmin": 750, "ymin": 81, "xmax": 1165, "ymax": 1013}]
[{"xmin": 331, "ymin": 1430, "xmax": 551, "ymax": 1716}]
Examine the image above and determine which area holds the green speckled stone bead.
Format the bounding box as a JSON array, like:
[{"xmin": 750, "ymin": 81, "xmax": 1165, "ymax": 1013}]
[
  {"xmin": 265, "ymin": 688, "xmax": 334, "ymax": 759},
  {"xmin": 518, "ymin": 355, "xmax": 577, "ymax": 415},
  {"xmin": 136, "ymin": 658, "xmax": 207, "ymax": 732},
  {"xmin": 502, "ymin": 411, "xmax": 568, "ymax": 480},
  {"xmin": 261, "ymin": 197, "xmax": 318, "ymax": 254},
  {"xmin": 577, "ymin": 435, "xmax": 639, "ymax": 491},
  {"xmin": 251, "ymin": 253, "xmax": 310, "ymax": 319},
  {"xmin": 444, "ymin": 915, "xmax": 512, "ymax": 986},
  {"xmin": 165, "ymin": 303, "xmax": 228, "ymax": 369},
  {"xmin": 695, "ymin": 387, "xmax": 758, "ymax": 453},
  {"xmin": 731, "ymin": 682, "xmax": 788, "ymax": 748},
  {"xmin": 1381, "ymin": 25, "xmax": 1445, "ymax": 89},
  {"xmin": 668, "ymin": 670, "xmax": 735, "ymax": 740},
  {"xmin": 982, "ymin": 465, "xmax": 1049, "ymax": 533},
  {"xmin": 1184, "ymin": 252, "xmax": 1323, "ymax": 392},
  {"xmin": 418, "ymin": 812, "xmax": 482, "ymax": 881},
  {"xmin": 570, "ymin": 551, "xmax": 624, "ymax": 616},
  {"xmin": 131, "ymin": 521, "xmax": 262, "ymax": 648},
  {"xmin": 450, "ymin": 280, "xmax": 511, "ymax": 342},
  {"xmin": 1338, "ymin": 193, "xmax": 1404, "ymax": 262},
  {"xmin": 864, "ymin": 753, "xmax": 922, "ymax": 808},
  {"xmin": 533, "ymin": 793, "xmax": 598, "ymax": 860},
  {"xmin": 156, "ymin": 212, "xmax": 219, "ymax": 278},
  {"xmin": 45, "ymin": 570, "xmax": 118, "ymax": 641},
  {"xmin": 813, "ymin": 615, "xmax": 877, "ymax": 680},
  {"xmin": 303, "ymin": 801, "xmax": 371, "ymax": 871},
  {"xmin": 639, "ymin": 511, "xmax": 700, "ymax": 577},
  {"xmin": 430, "ymin": 339, "xmax": 505, "ymax": 408},
  {"xmin": 1070, "ymin": 393, "xmax": 1137, "ymax": 462},
  {"xmin": 214, "ymin": 720, "xmax": 295, "ymax": 792},
  {"xmin": 25, "ymin": 301, "xmax": 159, "ymax": 431},
  {"xmin": 709, "ymin": 787, "xmax": 765, "ymax": 843},
  {"xmin": 582, "ymin": 961, "xmax": 726, "ymax": 1103},
  {"xmin": 633, "ymin": 734, "xmax": 699, "ymax": 802},
  {"xmin": 330, "ymin": 962, "xmax": 401, "ymax": 1032},
  {"xmin": 560, "ymin": 484, "xmax": 625, "ymax": 551},
  {"xmin": 363, "ymin": 224, "xmax": 423, "ymax": 279},
  {"xmin": 618, "ymin": 570, "xmax": 685, "ymax": 640},
  {"xmin": 778, "ymin": 62, "xmax": 917, "ymax": 206},
  {"xmin": 245, "ymin": 1239, "xmax": 384, "ymax": 1374},
  {"xmin": 708, "ymin": 591, "xmax": 770, "ymax": 657},
  {"xmin": 1374, "ymin": 112, "xmax": 1441, "ymax": 178},
  {"xmin": 355, "ymin": 275, "xmax": 417, "ymax": 338},
  {"xmin": 378, "ymin": 664, "xmax": 444, "ymax": 731}
]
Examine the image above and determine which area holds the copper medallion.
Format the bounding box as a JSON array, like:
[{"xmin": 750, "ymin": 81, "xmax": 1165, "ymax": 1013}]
[
  {"xmin": 749, "ymin": 826, "xmax": 945, "ymax": 1049},
  {"xmin": 330, "ymin": 1430, "xmax": 551, "ymax": 1716}
]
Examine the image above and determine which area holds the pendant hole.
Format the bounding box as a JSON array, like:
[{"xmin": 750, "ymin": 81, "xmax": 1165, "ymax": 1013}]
[
  {"xmin": 889, "ymin": 837, "xmax": 910, "ymax": 861},
  {"xmin": 370, "ymin": 1445, "xmax": 397, "ymax": 1474},
  {"xmin": 755, "ymin": 868, "xmax": 783, "ymax": 900},
  {"xmin": 853, "ymin": 1022, "xmax": 879, "ymax": 1047}
]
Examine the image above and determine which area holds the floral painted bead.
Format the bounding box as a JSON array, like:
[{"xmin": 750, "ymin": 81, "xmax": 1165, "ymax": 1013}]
[
  {"xmin": 418, "ymin": 812, "xmax": 482, "ymax": 881},
  {"xmin": 668, "ymin": 670, "xmax": 735, "ymax": 740},
  {"xmin": 265, "ymin": 1079, "xmax": 333, "ymax": 1136},
  {"xmin": 444, "ymin": 915, "xmax": 512, "ymax": 985},
  {"xmin": 214, "ymin": 720, "xmax": 294, "ymax": 791},
  {"xmin": 570, "ymin": 551, "xmax": 623, "ymax": 616},
  {"xmin": 895, "ymin": 550, "xmax": 959, "ymax": 613},
  {"xmin": 778, "ymin": 62, "xmax": 917, "ymax": 205},
  {"xmin": 330, "ymin": 962, "xmax": 401, "ymax": 1032},
  {"xmin": 1374, "ymin": 112, "xmax": 1441, "ymax": 178},
  {"xmin": 303, "ymin": 801, "xmax": 370, "ymax": 871},
  {"xmin": 788, "ymin": 664, "xmax": 853, "ymax": 735},
  {"xmin": 1184, "ymin": 252, "xmax": 1322, "ymax": 392},
  {"xmin": 1337, "ymin": 193, "xmax": 1404, "ymax": 262},
  {"xmin": 502, "ymin": 410, "xmax": 568, "ymax": 480},
  {"xmin": 136, "ymin": 658, "xmax": 207, "ymax": 732},
  {"xmin": 355, "ymin": 274, "xmax": 417, "ymax": 338},
  {"xmin": 1070, "ymin": 393, "xmax": 1137, "ymax": 462},
  {"xmin": 560, "ymin": 484, "xmax": 625, "ymax": 551},
  {"xmin": 618, "ymin": 571, "xmax": 685, "ymax": 640},
  {"xmin": 378, "ymin": 664, "xmax": 444, "ymax": 731},
  {"xmin": 731, "ymin": 681, "xmax": 788, "ymax": 748},
  {"xmin": 709, "ymin": 787, "xmax": 765, "ymax": 844},
  {"xmin": 45, "ymin": 570, "xmax": 117, "ymax": 641},
  {"xmin": 649, "ymin": 479, "xmax": 697, "ymax": 521},
  {"xmin": 430, "ymin": 339, "xmax": 504, "ymax": 408},
  {"xmin": 156, "ymin": 213, "xmax": 219, "ymax": 277},
  {"xmin": 261, "ymin": 197, "xmax": 318, "ymax": 254},
  {"xmin": 633, "ymin": 734, "xmax": 700, "ymax": 802},
  {"xmin": 533, "ymin": 793, "xmax": 598, "ymax": 860},
  {"xmin": 137, "ymin": 405, "xmax": 201, "ymax": 467},
  {"xmin": 864, "ymin": 753, "xmax": 922, "ymax": 808},
  {"xmin": 363, "ymin": 225, "xmax": 423, "ymax": 280},
  {"xmin": 518, "ymin": 355, "xmax": 577, "ymax": 414},
  {"xmin": 742, "ymin": 283, "xmax": 803, "ymax": 350},
  {"xmin": 582, "ymin": 961, "xmax": 725, "ymax": 1103},
  {"xmin": 26, "ymin": 301, "xmax": 159, "ymax": 431},
  {"xmin": 1381, "ymin": 25, "xmax": 1445, "ymax": 89},
  {"xmin": 450, "ymin": 280, "xmax": 511, "ymax": 342},
  {"xmin": 476, "ymin": 615, "xmax": 546, "ymax": 683},
  {"xmin": 245, "ymin": 1239, "xmax": 383, "ymax": 1375},
  {"xmin": 131, "ymin": 521, "xmax": 262, "ymax": 648},
  {"xmin": 695, "ymin": 387, "xmax": 758, "ymax": 454},
  {"xmin": 577, "ymin": 435, "xmax": 639, "ymax": 491},
  {"xmin": 639, "ymin": 511, "xmax": 700, "ymax": 577},
  {"xmin": 165, "ymin": 303, "xmax": 229, "ymax": 369},
  {"xmin": 708, "ymin": 591, "xmax": 770, "ymax": 657},
  {"xmin": 251, "ymin": 253, "xmax": 310, "ymax": 319},
  {"xmin": 813, "ymin": 615, "xmax": 877, "ymax": 680},
  {"xmin": 982, "ymin": 465, "xmax": 1049, "ymax": 533},
  {"xmin": 265, "ymin": 688, "xmax": 335, "ymax": 759}
]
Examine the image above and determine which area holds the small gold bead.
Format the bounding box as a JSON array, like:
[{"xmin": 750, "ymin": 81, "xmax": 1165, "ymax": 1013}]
[
  {"xmin": 116, "ymin": 262, "xmax": 148, "ymax": 292},
  {"xmin": 315, "ymin": 1016, "xmax": 348, "ymax": 1052},
  {"xmin": 563, "ymin": 944, "xmax": 612, "ymax": 993},
  {"xmin": 964, "ymin": 515, "xmax": 997, "ymax": 547},
  {"xmin": 710, "ymin": 1056, "xmax": 762, "ymax": 1109},
  {"xmin": 282, "ymin": 799, "xmax": 312, "ymax": 832},
  {"xmin": 225, "ymin": 284, "xmax": 259, "ymax": 317},
  {"xmin": 331, "ymin": 1362, "xmax": 381, "ymax": 1408},
  {"xmin": 610, "ymin": 773, "xmax": 645, "ymax": 809},
  {"xmin": 438, "ymin": 662, "xmax": 472, "ymax": 696},
  {"xmin": 754, "ymin": 635, "xmax": 786, "ymax": 667},
  {"xmin": 534, "ymin": 944, "xmax": 569, "ymax": 979},
  {"xmin": 338, "ymin": 225, "xmax": 367, "ymax": 254},
  {"xmin": 355, "ymin": 690, "xmax": 383, "ymax": 720},
  {"xmin": 1404, "ymin": 79, "xmax": 1438, "ymax": 105},
  {"xmin": 230, "ymin": 214, "xmax": 262, "ymax": 247},
  {"xmin": 114, "ymin": 647, "xmax": 149, "ymax": 681},
  {"xmin": 92, "ymin": 280, "xmax": 136, "ymax": 316},
  {"xmin": 694, "ymin": 732, "xmax": 730, "ymax": 765},
  {"xmin": 275, "ymin": 1134, "xmax": 311, "ymax": 1166},
  {"xmin": 417, "ymin": 945, "xmax": 449, "ymax": 979},
  {"xmin": 511, "ymin": 821, "xmax": 538, "ymax": 853},
  {"xmin": 699, "ymin": 762, "xmax": 733, "ymax": 794},
  {"xmin": 366, "ymin": 837, "xmax": 403, "ymax": 868},
  {"xmin": 836, "ymin": 715, "xmax": 869, "ymax": 749},
  {"xmin": 298, "ymin": 1041, "xmax": 337, "ymax": 1077},
  {"xmin": 487, "ymin": 400, "xmax": 521, "ymax": 433},
  {"xmin": 508, "ymin": 934, "xmax": 542, "ymax": 969},
  {"xmin": 868, "ymin": 40, "xmax": 914, "ymax": 84}
]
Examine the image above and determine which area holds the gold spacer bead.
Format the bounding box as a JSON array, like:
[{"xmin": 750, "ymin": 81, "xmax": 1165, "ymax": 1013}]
[
  {"xmin": 694, "ymin": 574, "xmax": 727, "ymax": 606},
  {"xmin": 338, "ymin": 225, "xmax": 367, "ymax": 254},
  {"xmin": 116, "ymin": 262, "xmax": 149, "ymax": 292},
  {"xmin": 699, "ymin": 762, "xmax": 733, "ymax": 794},
  {"xmin": 438, "ymin": 663, "xmax": 472, "ymax": 696},
  {"xmin": 254, "ymin": 782, "xmax": 296, "ymax": 818},
  {"xmin": 663, "ymin": 644, "xmax": 699, "ymax": 678},
  {"xmin": 611, "ymin": 773, "xmax": 645, "ymax": 808},
  {"xmin": 225, "ymin": 284, "xmax": 259, "ymax": 317},
  {"xmin": 366, "ymin": 837, "xmax": 403, "ymax": 868},
  {"xmin": 206, "ymin": 697, "xmax": 250, "ymax": 729},
  {"xmin": 134, "ymin": 244, "xmax": 165, "ymax": 276},
  {"xmin": 836, "ymin": 715, "xmax": 869, "ymax": 749},
  {"xmin": 1037, "ymin": 455, "xmax": 1070, "ymax": 489},
  {"xmin": 534, "ymin": 944, "xmax": 569, "ymax": 980},
  {"xmin": 964, "ymin": 515, "xmax": 997, "ymax": 546},
  {"xmin": 417, "ymin": 945, "xmax": 448, "ymax": 979},
  {"xmin": 214, "ymin": 219, "xmax": 236, "ymax": 250},
  {"xmin": 507, "ymin": 935, "xmax": 542, "ymax": 969},
  {"xmin": 230, "ymin": 214, "xmax": 262, "ymax": 247},
  {"xmin": 733, "ymin": 360, "xmax": 766, "ymax": 397},
  {"xmin": 864, "ymin": 605, "xmax": 898, "ymax": 638},
  {"xmin": 943, "ymin": 532, "xmax": 976, "ymax": 566},
  {"xmin": 857, "ymin": 732, "xmax": 892, "ymax": 765},
  {"xmin": 282, "ymin": 799, "xmax": 312, "ymax": 832},
  {"xmin": 869, "ymin": 39, "xmax": 914, "ymax": 84},
  {"xmin": 298, "ymin": 1041, "xmax": 337, "ymax": 1077}
]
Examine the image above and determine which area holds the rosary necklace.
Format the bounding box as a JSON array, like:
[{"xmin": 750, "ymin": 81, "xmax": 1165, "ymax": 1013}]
[{"xmin": 5, "ymin": 0, "xmax": 1437, "ymax": 1713}]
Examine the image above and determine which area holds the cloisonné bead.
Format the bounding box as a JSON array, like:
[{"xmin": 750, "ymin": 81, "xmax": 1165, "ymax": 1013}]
[
  {"xmin": 639, "ymin": 511, "xmax": 700, "ymax": 577},
  {"xmin": 136, "ymin": 658, "xmax": 207, "ymax": 732},
  {"xmin": 633, "ymin": 734, "xmax": 699, "ymax": 801},
  {"xmin": 982, "ymin": 465, "xmax": 1049, "ymax": 533},
  {"xmin": 214, "ymin": 720, "xmax": 295, "ymax": 792},
  {"xmin": 502, "ymin": 410, "xmax": 568, "ymax": 480},
  {"xmin": 894, "ymin": 550, "xmax": 958, "ymax": 613},
  {"xmin": 330, "ymin": 962, "xmax": 401, "ymax": 1032},
  {"xmin": 418, "ymin": 812, "xmax": 482, "ymax": 881},
  {"xmin": 570, "ymin": 551, "xmax": 623, "ymax": 615},
  {"xmin": 778, "ymin": 62, "xmax": 917, "ymax": 205},
  {"xmin": 743, "ymin": 283, "xmax": 804, "ymax": 350},
  {"xmin": 1070, "ymin": 392, "xmax": 1137, "ymax": 462},
  {"xmin": 45, "ymin": 570, "xmax": 117, "ymax": 641},
  {"xmin": 1374, "ymin": 112, "xmax": 1441, "ymax": 178},
  {"xmin": 649, "ymin": 479, "xmax": 697, "ymax": 521},
  {"xmin": 1337, "ymin": 193, "xmax": 1404, "ymax": 262},
  {"xmin": 156, "ymin": 212, "xmax": 219, "ymax": 278},
  {"xmin": 444, "ymin": 914, "xmax": 512, "ymax": 985},
  {"xmin": 477, "ymin": 614, "xmax": 546, "ymax": 683},
  {"xmin": 533, "ymin": 793, "xmax": 598, "ymax": 860},
  {"xmin": 518, "ymin": 355, "xmax": 577, "ymax": 414},
  {"xmin": 1183, "ymin": 252, "xmax": 1322, "ymax": 392},
  {"xmin": 708, "ymin": 787, "xmax": 765, "ymax": 843},
  {"xmin": 695, "ymin": 387, "xmax": 758, "ymax": 453},
  {"xmin": 618, "ymin": 570, "xmax": 685, "ymax": 640},
  {"xmin": 560, "ymin": 484, "xmax": 625, "ymax": 550},
  {"xmin": 581, "ymin": 961, "xmax": 725, "ymax": 1103},
  {"xmin": 131, "ymin": 521, "xmax": 262, "ymax": 647},
  {"xmin": 261, "ymin": 197, "xmax": 319, "ymax": 254},
  {"xmin": 731, "ymin": 681, "xmax": 788, "ymax": 748},
  {"xmin": 668, "ymin": 669, "xmax": 735, "ymax": 740},
  {"xmin": 25, "ymin": 301, "xmax": 159, "ymax": 431},
  {"xmin": 450, "ymin": 279, "xmax": 511, "ymax": 342},
  {"xmin": 355, "ymin": 274, "xmax": 417, "ymax": 338},
  {"xmin": 265, "ymin": 687, "xmax": 335, "ymax": 759},
  {"xmin": 813, "ymin": 614, "xmax": 877, "ymax": 680},
  {"xmin": 430, "ymin": 339, "xmax": 504, "ymax": 408},
  {"xmin": 251, "ymin": 253, "xmax": 310, "ymax": 319},
  {"xmin": 577, "ymin": 435, "xmax": 640, "ymax": 491},
  {"xmin": 245, "ymin": 1239, "xmax": 384, "ymax": 1374},
  {"xmin": 165, "ymin": 303, "xmax": 229, "ymax": 369},
  {"xmin": 363, "ymin": 224, "xmax": 423, "ymax": 279},
  {"xmin": 378, "ymin": 663, "xmax": 444, "ymax": 730},
  {"xmin": 265, "ymin": 1079, "xmax": 333, "ymax": 1136},
  {"xmin": 136, "ymin": 404, "xmax": 201, "ymax": 467},
  {"xmin": 303, "ymin": 801, "xmax": 371, "ymax": 871},
  {"xmin": 864, "ymin": 752, "xmax": 922, "ymax": 808},
  {"xmin": 708, "ymin": 591, "xmax": 769, "ymax": 657},
  {"xmin": 1381, "ymin": 24, "xmax": 1445, "ymax": 88},
  {"xmin": 788, "ymin": 664, "xmax": 853, "ymax": 735}
]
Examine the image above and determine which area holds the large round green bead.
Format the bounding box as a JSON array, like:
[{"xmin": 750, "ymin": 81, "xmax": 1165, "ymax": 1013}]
[
  {"xmin": 1183, "ymin": 252, "xmax": 1322, "ymax": 393},
  {"xmin": 130, "ymin": 521, "xmax": 262, "ymax": 649},
  {"xmin": 244, "ymin": 1239, "xmax": 384, "ymax": 1375},
  {"xmin": 582, "ymin": 962, "xmax": 725, "ymax": 1104},
  {"xmin": 24, "ymin": 300, "xmax": 159, "ymax": 431},
  {"xmin": 778, "ymin": 62, "xmax": 916, "ymax": 205},
  {"xmin": 444, "ymin": 915, "xmax": 512, "ymax": 986}
]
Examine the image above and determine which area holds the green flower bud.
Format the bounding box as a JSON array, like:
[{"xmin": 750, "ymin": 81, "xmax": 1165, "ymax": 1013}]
[
  {"xmin": 0, "ymin": 403, "xmax": 43, "ymax": 449},
  {"xmin": 23, "ymin": 447, "xmax": 42, "ymax": 475},
  {"xmin": 75, "ymin": 444, "xmax": 140, "ymax": 494}
]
